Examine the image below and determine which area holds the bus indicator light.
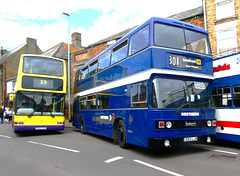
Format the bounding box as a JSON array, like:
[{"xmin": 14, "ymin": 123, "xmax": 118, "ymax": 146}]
[{"xmin": 159, "ymin": 121, "xmax": 165, "ymax": 128}]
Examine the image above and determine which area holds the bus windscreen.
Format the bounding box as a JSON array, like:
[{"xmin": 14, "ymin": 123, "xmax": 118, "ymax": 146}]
[
  {"xmin": 23, "ymin": 56, "xmax": 63, "ymax": 76},
  {"xmin": 154, "ymin": 23, "xmax": 211, "ymax": 55}
]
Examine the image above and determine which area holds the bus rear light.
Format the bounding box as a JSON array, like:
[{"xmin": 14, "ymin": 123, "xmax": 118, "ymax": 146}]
[
  {"xmin": 159, "ymin": 121, "xmax": 165, "ymax": 128},
  {"xmin": 212, "ymin": 120, "xmax": 217, "ymax": 127},
  {"xmin": 111, "ymin": 114, "xmax": 115, "ymax": 119},
  {"xmin": 14, "ymin": 122, "xmax": 24, "ymax": 125}
]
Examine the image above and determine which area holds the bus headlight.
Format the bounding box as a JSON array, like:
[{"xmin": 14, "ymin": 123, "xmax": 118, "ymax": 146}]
[
  {"xmin": 207, "ymin": 136, "xmax": 212, "ymax": 143},
  {"xmin": 166, "ymin": 121, "xmax": 172, "ymax": 129},
  {"xmin": 207, "ymin": 120, "xmax": 212, "ymax": 127},
  {"xmin": 164, "ymin": 140, "xmax": 171, "ymax": 147}
]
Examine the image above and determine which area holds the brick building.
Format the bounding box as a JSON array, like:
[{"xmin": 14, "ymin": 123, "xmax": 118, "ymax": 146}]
[
  {"xmin": 0, "ymin": 38, "xmax": 42, "ymax": 106},
  {"xmin": 204, "ymin": 0, "xmax": 240, "ymax": 58},
  {"xmin": 71, "ymin": 26, "xmax": 136, "ymax": 94}
]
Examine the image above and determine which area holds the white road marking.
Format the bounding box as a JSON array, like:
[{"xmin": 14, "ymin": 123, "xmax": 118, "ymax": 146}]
[
  {"xmin": 134, "ymin": 160, "xmax": 184, "ymax": 176},
  {"xmin": 199, "ymin": 146, "xmax": 238, "ymax": 155},
  {"xmin": 0, "ymin": 134, "xmax": 11, "ymax": 139},
  {"xmin": 105, "ymin": 156, "xmax": 124, "ymax": 163},
  {"xmin": 28, "ymin": 141, "xmax": 80, "ymax": 153},
  {"xmin": 210, "ymin": 149, "xmax": 238, "ymax": 155}
]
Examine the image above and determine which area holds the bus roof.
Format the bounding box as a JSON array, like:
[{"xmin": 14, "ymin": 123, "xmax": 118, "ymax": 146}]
[{"xmin": 77, "ymin": 17, "xmax": 208, "ymax": 72}]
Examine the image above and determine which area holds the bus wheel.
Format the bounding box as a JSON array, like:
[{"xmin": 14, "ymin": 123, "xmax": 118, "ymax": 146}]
[
  {"xmin": 117, "ymin": 120, "xmax": 128, "ymax": 149},
  {"xmin": 80, "ymin": 117, "xmax": 86, "ymax": 134}
]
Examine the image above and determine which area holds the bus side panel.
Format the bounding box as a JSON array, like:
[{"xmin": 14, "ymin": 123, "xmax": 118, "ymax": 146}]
[
  {"xmin": 125, "ymin": 109, "xmax": 149, "ymax": 148},
  {"xmin": 74, "ymin": 49, "xmax": 152, "ymax": 93},
  {"xmin": 216, "ymin": 109, "xmax": 240, "ymax": 142},
  {"xmin": 216, "ymin": 133, "xmax": 240, "ymax": 143},
  {"xmin": 73, "ymin": 100, "xmax": 80, "ymax": 128}
]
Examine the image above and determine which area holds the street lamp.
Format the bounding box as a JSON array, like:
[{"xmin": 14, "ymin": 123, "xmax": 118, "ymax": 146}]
[{"xmin": 63, "ymin": 12, "xmax": 71, "ymax": 121}]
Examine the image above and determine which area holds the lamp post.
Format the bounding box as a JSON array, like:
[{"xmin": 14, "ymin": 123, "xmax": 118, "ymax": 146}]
[{"xmin": 63, "ymin": 12, "xmax": 71, "ymax": 121}]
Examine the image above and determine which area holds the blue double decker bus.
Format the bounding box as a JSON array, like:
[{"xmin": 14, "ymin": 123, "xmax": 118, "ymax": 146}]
[{"xmin": 73, "ymin": 17, "xmax": 216, "ymax": 148}]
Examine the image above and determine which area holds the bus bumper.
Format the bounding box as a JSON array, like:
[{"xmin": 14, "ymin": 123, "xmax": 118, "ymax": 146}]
[
  {"xmin": 14, "ymin": 125, "xmax": 65, "ymax": 131},
  {"xmin": 148, "ymin": 135, "xmax": 216, "ymax": 148}
]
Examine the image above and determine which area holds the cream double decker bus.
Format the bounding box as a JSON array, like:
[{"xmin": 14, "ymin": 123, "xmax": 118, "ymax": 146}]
[{"xmin": 13, "ymin": 54, "xmax": 67, "ymax": 132}]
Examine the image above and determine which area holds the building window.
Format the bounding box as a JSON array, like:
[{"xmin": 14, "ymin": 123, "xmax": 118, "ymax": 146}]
[
  {"xmin": 212, "ymin": 87, "xmax": 232, "ymax": 107},
  {"xmin": 215, "ymin": 20, "xmax": 238, "ymax": 57},
  {"xmin": 216, "ymin": 0, "xmax": 235, "ymax": 20}
]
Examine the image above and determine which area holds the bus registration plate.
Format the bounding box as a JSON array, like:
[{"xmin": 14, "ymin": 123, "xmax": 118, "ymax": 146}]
[
  {"xmin": 35, "ymin": 127, "xmax": 47, "ymax": 130},
  {"xmin": 183, "ymin": 137, "xmax": 198, "ymax": 142}
]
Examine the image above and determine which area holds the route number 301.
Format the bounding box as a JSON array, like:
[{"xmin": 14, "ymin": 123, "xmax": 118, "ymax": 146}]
[{"xmin": 169, "ymin": 55, "xmax": 180, "ymax": 66}]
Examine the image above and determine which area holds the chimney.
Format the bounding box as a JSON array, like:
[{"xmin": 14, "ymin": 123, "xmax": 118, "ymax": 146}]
[
  {"xmin": 71, "ymin": 32, "xmax": 81, "ymax": 49},
  {"xmin": 27, "ymin": 37, "xmax": 37, "ymax": 45}
]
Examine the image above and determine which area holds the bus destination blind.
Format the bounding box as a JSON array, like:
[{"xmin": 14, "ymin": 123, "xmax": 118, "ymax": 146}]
[
  {"xmin": 169, "ymin": 54, "xmax": 202, "ymax": 71},
  {"xmin": 22, "ymin": 76, "xmax": 63, "ymax": 91}
]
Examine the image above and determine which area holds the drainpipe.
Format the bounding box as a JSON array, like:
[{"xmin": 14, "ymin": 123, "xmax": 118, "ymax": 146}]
[{"xmin": 203, "ymin": 0, "xmax": 207, "ymax": 30}]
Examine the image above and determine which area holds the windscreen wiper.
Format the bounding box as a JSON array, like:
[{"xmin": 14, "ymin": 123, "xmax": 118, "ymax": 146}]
[
  {"xmin": 28, "ymin": 111, "xmax": 35, "ymax": 117},
  {"xmin": 176, "ymin": 86, "xmax": 187, "ymax": 114},
  {"xmin": 49, "ymin": 112, "xmax": 55, "ymax": 117}
]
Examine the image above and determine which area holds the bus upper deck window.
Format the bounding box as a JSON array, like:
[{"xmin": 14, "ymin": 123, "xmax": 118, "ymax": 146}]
[
  {"xmin": 129, "ymin": 25, "xmax": 149, "ymax": 56},
  {"xmin": 111, "ymin": 39, "xmax": 128, "ymax": 65},
  {"xmin": 98, "ymin": 51, "xmax": 111, "ymax": 71},
  {"xmin": 154, "ymin": 23, "xmax": 185, "ymax": 50}
]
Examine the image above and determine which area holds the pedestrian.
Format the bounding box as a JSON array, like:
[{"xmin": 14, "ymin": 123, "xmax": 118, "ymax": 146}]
[
  {"xmin": 5, "ymin": 106, "xmax": 10, "ymax": 123},
  {"xmin": 0, "ymin": 106, "xmax": 4, "ymax": 124},
  {"xmin": 8, "ymin": 108, "xmax": 13, "ymax": 124}
]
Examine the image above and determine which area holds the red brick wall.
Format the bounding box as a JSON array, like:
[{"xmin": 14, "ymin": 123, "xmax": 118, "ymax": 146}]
[
  {"xmin": 205, "ymin": 0, "xmax": 217, "ymax": 58},
  {"xmin": 183, "ymin": 15, "xmax": 204, "ymax": 29}
]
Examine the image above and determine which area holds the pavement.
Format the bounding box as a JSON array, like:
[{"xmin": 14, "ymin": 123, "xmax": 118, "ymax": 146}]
[{"xmin": 65, "ymin": 120, "xmax": 74, "ymax": 128}]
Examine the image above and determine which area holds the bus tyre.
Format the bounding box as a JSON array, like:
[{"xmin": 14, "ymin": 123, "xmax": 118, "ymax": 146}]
[
  {"xmin": 80, "ymin": 117, "xmax": 86, "ymax": 134},
  {"xmin": 117, "ymin": 120, "xmax": 128, "ymax": 149}
]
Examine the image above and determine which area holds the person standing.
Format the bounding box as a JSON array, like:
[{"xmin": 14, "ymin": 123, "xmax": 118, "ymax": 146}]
[
  {"xmin": 8, "ymin": 108, "xmax": 13, "ymax": 124},
  {"xmin": 5, "ymin": 106, "xmax": 10, "ymax": 123},
  {"xmin": 0, "ymin": 107, "xmax": 4, "ymax": 124}
]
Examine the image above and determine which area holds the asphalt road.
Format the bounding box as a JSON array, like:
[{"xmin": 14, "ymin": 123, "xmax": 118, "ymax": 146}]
[{"xmin": 0, "ymin": 122, "xmax": 240, "ymax": 176}]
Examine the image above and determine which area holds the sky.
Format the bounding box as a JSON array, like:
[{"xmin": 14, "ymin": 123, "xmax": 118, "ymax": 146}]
[{"xmin": 0, "ymin": 0, "xmax": 202, "ymax": 52}]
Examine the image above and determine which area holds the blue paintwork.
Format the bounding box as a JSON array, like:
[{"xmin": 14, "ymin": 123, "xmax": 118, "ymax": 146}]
[
  {"xmin": 216, "ymin": 133, "xmax": 240, "ymax": 143},
  {"xmin": 73, "ymin": 17, "xmax": 215, "ymax": 148}
]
